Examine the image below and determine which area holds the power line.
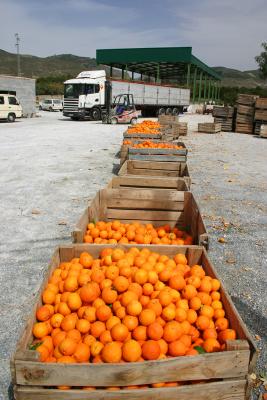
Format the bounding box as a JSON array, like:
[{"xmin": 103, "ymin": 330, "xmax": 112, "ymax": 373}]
[{"xmin": 15, "ymin": 33, "xmax": 21, "ymax": 76}]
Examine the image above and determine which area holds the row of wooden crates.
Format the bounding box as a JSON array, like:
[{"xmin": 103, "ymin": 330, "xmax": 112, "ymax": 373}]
[{"xmin": 12, "ymin": 128, "xmax": 257, "ymax": 399}]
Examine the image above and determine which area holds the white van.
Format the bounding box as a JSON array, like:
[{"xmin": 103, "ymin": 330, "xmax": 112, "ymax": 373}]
[
  {"xmin": 0, "ymin": 94, "xmax": 22, "ymax": 122},
  {"xmin": 39, "ymin": 99, "xmax": 63, "ymax": 111}
]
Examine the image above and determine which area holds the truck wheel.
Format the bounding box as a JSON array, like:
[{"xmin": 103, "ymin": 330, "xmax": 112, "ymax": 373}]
[
  {"xmin": 166, "ymin": 108, "xmax": 172, "ymax": 115},
  {"xmin": 71, "ymin": 116, "xmax": 80, "ymax": 121},
  {"xmin": 172, "ymin": 108, "xmax": 179, "ymax": 116},
  {"xmin": 111, "ymin": 117, "xmax": 118, "ymax": 124},
  {"xmin": 49, "ymin": 107, "xmax": 53, "ymax": 112},
  {"xmin": 7, "ymin": 113, "xmax": 16, "ymax": 122},
  {"xmin": 158, "ymin": 108, "xmax": 165, "ymax": 115},
  {"xmin": 91, "ymin": 108, "xmax": 101, "ymax": 121}
]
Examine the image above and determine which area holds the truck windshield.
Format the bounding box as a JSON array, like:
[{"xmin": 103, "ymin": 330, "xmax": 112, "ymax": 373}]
[{"xmin": 64, "ymin": 84, "xmax": 99, "ymax": 98}]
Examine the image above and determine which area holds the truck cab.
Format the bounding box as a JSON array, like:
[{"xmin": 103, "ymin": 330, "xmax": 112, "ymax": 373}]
[
  {"xmin": 0, "ymin": 93, "xmax": 22, "ymax": 122},
  {"xmin": 63, "ymin": 70, "xmax": 106, "ymax": 120}
]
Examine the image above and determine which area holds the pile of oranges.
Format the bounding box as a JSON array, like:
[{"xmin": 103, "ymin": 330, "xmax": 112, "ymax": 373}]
[
  {"xmin": 124, "ymin": 140, "xmax": 183, "ymax": 149},
  {"xmin": 32, "ymin": 247, "xmax": 237, "ymax": 370},
  {"xmin": 83, "ymin": 221, "xmax": 193, "ymax": 245},
  {"xmin": 127, "ymin": 120, "xmax": 161, "ymax": 134}
]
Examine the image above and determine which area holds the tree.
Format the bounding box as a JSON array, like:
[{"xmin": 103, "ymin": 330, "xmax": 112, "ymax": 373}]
[{"xmin": 255, "ymin": 42, "xmax": 267, "ymax": 80}]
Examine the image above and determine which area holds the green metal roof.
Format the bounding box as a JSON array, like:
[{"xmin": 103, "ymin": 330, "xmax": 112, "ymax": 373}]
[{"xmin": 96, "ymin": 47, "xmax": 221, "ymax": 81}]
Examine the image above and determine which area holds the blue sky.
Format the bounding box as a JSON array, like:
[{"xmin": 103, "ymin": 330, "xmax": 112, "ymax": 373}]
[{"xmin": 0, "ymin": 0, "xmax": 266, "ymax": 70}]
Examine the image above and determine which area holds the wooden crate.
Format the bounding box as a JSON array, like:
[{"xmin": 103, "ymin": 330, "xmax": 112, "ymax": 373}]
[
  {"xmin": 72, "ymin": 188, "xmax": 208, "ymax": 247},
  {"xmin": 171, "ymin": 122, "xmax": 188, "ymax": 136},
  {"xmin": 254, "ymin": 109, "xmax": 267, "ymax": 121},
  {"xmin": 118, "ymin": 159, "xmax": 191, "ymax": 188},
  {"xmin": 128, "ymin": 141, "xmax": 187, "ymax": 163},
  {"xmin": 255, "ymin": 97, "xmax": 267, "ymax": 109},
  {"xmin": 12, "ymin": 244, "xmax": 257, "ymax": 400},
  {"xmin": 120, "ymin": 139, "xmax": 171, "ymax": 166},
  {"xmin": 198, "ymin": 123, "xmax": 221, "ymax": 134},
  {"xmin": 106, "ymin": 175, "xmax": 189, "ymax": 191},
  {"xmin": 235, "ymin": 123, "xmax": 254, "ymax": 134},
  {"xmin": 260, "ymin": 124, "xmax": 267, "ymax": 138},
  {"xmin": 158, "ymin": 115, "xmax": 180, "ymax": 125},
  {"xmin": 123, "ymin": 128, "xmax": 177, "ymax": 142}
]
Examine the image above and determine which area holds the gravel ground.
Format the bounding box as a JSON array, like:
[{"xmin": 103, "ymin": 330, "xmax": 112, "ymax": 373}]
[{"xmin": 0, "ymin": 112, "xmax": 266, "ymax": 399}]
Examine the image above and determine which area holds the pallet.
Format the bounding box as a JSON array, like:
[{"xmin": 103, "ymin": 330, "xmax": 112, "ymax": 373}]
[
  {"xmin": 72, "ymin": 188, "xmax": 208, "ymax": 247},
  {"xmin": 128, "ymin": 141, "xmax": 187, "ymax": 163},
  {"xmin": 198, "ymin": 123, "xmax": 221, "ymax": 134},
  {"xmin": 12, "ymin": 244, "xmax": 257, "ymax": 399},
  {"xmin": 106, "ymin": 175, "xmax": 189, "ymax": 191},
  {"xmin": 118, "ymin": 160, "xmax": 191, "ymax": 188}
]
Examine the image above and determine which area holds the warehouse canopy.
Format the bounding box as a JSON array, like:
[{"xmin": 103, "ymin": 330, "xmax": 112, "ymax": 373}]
[{"xmin": 96, "ymin": 47, "xmax": 221, "ymax": 81}]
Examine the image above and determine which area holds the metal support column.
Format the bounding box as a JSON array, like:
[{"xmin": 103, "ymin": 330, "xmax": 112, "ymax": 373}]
[
  {"xmin": 187, "ymin": 63, "xmax": 191, "ymax": 88},
  {"xmin": 193, "ymin": 67, "xmax": 197, "ymax": 103},
  {"xmin": 122, "ymin": 68, "xmax": 125, "ymax": 80},
  {"xmin": 198, "ymin": 71, "xmax": 203, "ymax": 103},
  {"xmin": 211, "ymin": 81, "xmax": 215, "ymax": 102},
  {"xmin": 214, "ymin": 82, "xmax": 218, "ymax": 103},
  {"xmin": 131, "ymin": 71, "xmax": 134, "ymax": 80},
  {"xmin": 110, "ymin": 66, "xmax": 113, "ymax": 78},
  {"xmin": 203, "ymin": 75, "xmax": 207, "ymax": 102},
  {"xmin": 208, "ymin": 78, "xmax": 211, "ymax": 101},
  {"xmin": 156, "ymin": 63, "xmax": 160, "ymax": 83}
]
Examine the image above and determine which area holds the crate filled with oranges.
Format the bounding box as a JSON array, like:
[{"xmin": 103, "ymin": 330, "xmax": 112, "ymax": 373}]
[
  {"xmin": 12, "ymin": 244, "xmax": 256, "ymax": 399},
  {"xmin": 72, "ymin": 188, "xmax": 208, "ymax": 248},
  {"xmin": 127, "ymin": 140, "xmax": 187, "ymax": 163}
]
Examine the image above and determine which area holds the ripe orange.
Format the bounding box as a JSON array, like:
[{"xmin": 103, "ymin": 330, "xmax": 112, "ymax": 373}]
[
  {"xmin": 79, "ymin": 252, "xmax": 93, "ymax": 268},
  {"xmin": 36, "ymin": 344, "xmax": 50, "ymax": 362},
  {"xmin": 111, "ymin": 323, "xmax": 129, "ymax": 342},
  {"xmin": 168, "ymin": 340, "xmax": 187, "ymax": 356},
  {"xmin": 102, "ymin": 288, "xmax": 117, "ymax": 304},
  {"xmin": 83, "ymin": 306, "xmax": 96, "ymax": 323},
  {"xmin": 50, "ymin": 313, "xmax": 64, "ymax": 328},
  {"xmin": 121, "ymin": 291, "xmax": 138, "ymax": 307},
  {"xmin": 66, "ymin": 329, "xmax": 81, "ymax": 343},
  {"xmin": 36, "ymin": 306, "xmax": 51, "ymax": 322},
  {"xmin": 218, "ymin": 329, "xmax": 236, "ymax": 343},
  {"xmin": 215, "ymin": 318, "xmax": 229, "ymax": 331},
  {"xmin": 132, "ymin": 325, "xmax": 147, "ymax": 341},
  {"xmin": 101, "ymin": 342, "xmax": 122, "ymax": 363},
  {"xmin": 147, "ymin": 299, "xmax": 162, "ymax": 316},
  {"xmin": 106, "ymin": 316, "xmax": 121, "ymax": 331},
  {"xmin": 182, "ymin": 285, "xmax": 197, "ymax": 300},
  {"xmin": 33, "ymin": 322, "xmax": 49, "ymax": 339},
  {"xmin": 123, "ymin": 315, "xmax": 138, "ymax": 331},
  {"xmin": 163, "ymin": 321, "xmax": 182, "ymax": 342},
  {"xmin": 74, "ymin": 343, "xmax": 90, "ymax": 362},
  {"xmin": 59, "ymin": 338, "xmax": 77, "ymax": 356},
  {"xmin": 169, "ymin": 275, "xmax": 186, "ymax": 291},
  {"xmin": 113, "ymin": 276, "xmax": 129, "ymax": 293},
  {"xmin": 90, "ymin": 321, "xmax": 106, "ymax": 338},
  {"xmin": 127, "ymin": 300, "xmax": 142, "ymax": 316},
  {"xmin": 122, "ymin": 339, "xmax": 142, "ymax": 362},
  {"xmin": 147, "ymin": 322, "xmax": 163, "ymax": 340},
  {"xmin": 203, "ymin": 338, "xmax": 221, "ymax": 353},
  {"xmin": 99, "ymin": 330, "xmax": 112, "ymax": 345},
  {"xmin": 67, "ymin": 293, "xmax": 82, "ymax": 311},
  {"xmin": 80, "ymin": 282, "xmax": 100, "ymax": 303},
  {"xmin": 142, "ymin": 340, "xmax": 161, "ymax": 360},
  {"xmin": 96, "ymin": 305, "xmax": 112, "ymax": 322},
  {"xmin": 76, "ymin": 319, "xmax": 90, "ymax": 334},
  {"xmin": 196, "ymin": 315, "xmax": 210, "ymax": 330},
  {"xmin": 139, "ymin": 309, "xmax": 156, "ymax": 326}
]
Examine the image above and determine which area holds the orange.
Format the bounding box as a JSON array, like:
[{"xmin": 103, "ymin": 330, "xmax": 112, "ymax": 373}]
[
  {"xmin": 101, "ymin": 342, "xmax": 122, "ymax": 363},
  {"xmin": 128, "ymin": 283, "xmax": 142, "ymax": 298},
  {"xmin": 182, "ymin": 285, "xmax": 197, "ymax": 300},
  {"xmin": 111, "ymin": 323, "xmax": 129, "ymax": 342},
  {"xmin": 163, "ymin": 321, "xmax": 182, "ymax": 342},
  {"xmin": 189, "ymin": 297, "xmax": 202, "ymax": 311},
  {"xmin": 105, "ymin": 265, "xmax": 119, "ymax": 280},
  {"xmin": 203, "ymin": 338, "xmax": 221, "ymax": 353},
  {"xmin": 211, "ymin": 279, "xmax": 221, "ymax": 291},
  {"xmin": 174, "ymin": 254, "xmax": 187, "ymax": 265},
  {"xmin": 139, "ymin": 309, "xmax": 156, "ymax": 326},
  {"xmin": 64, "ymin": 277, "xmax": 78, "ymax": 292},
  {"xmin": 132, "ymin": 325, "xmax": 147, "ymax": 341},
  {"xmin": 102, "ymin": 288, "xmax": 117, "ymax": 304},
  {"xmin": 211, "ymin": 300, "xmax": 223, "ymax": 310},
  {"xmin": 83, "ymin": 334, "xmax": 96, "ymax": 347},
  {"xmin": 80, "ymin": 282, "xmax": 100, "ymax": 303},
  {"xmin": 113, "ymin": 276, "xmax": 129, "ymax": 292},
  {"xmin": 158, "ymin": 291, "xmax": 172, "ymax": 307},
  {"xmin": 33, "ymin": 322, "xmax": 49, "ymax": 339},
  {"xmin": 74, "ymin": 343, "xmax": 90, "ymax": 362},
  {"xmin": 112, "ymin": 248, "xmax": 125, "ymax": 261},
  {"xmin": 50, "ymin": 313, "xmax": 64, "ymax": 328},
  {"xmin": 90, "ymin": 321, "xmax": 106, "ymax": 338},
  {"xmin": 67, "ymin": 293, "xmax": 82, "ymax": 311},
  {"xmin": 218, "ymin": 329, "xmax": 236, "ymax": 343},
  {"xmin": 196, "ymin": 315, "xmax": 210, "ymax": 330},
  {"xmin": 122, "ymin": 339, "xmax": 142, "ymax": 362},
  {"xmin": 142, "ymin": 340, "xmax": 161, "ymax": 360},
  {"xmin": 147, "ymin": 299, "xmax": 162, "ymax": 316},
  {"xmin": 197, "ymin": 292, "xmax": 212, "ymax": 306},
  {"xmin": 96, "ymin": 305, "xmax": 112, "ymax": 322},
  {"xmin": 147, "ymin": 322, "xmax": 163, "ymax": 340},
  {"xmin": 186, "ymin": 309, "xmax": 197, "ymax": 324},
  {"xmin": 36, "ymin": 306, "xmax": 51, "ymax": 322},
  {"xmin": 53, "ymin": 331, "xmax": 66, "ymax": 347},
  {"xmin": 36, "ymin": 344, "xmax": 50, "ymax": 362},
  {"xmin": 123, "ymin": 315, "xmax": 138, "ymax": 331},
  {"xmin": 190, "ymin": 264, "xmax": 205, "ymax": 278},
  {"xmin": 126, "ymin": 300, "xmax": 142, "ymax": 316},
  {"xmin": 90, "ymin": 340, "xmax": 104, "ymax": 357},
  {"xmin": 42, "ymin": 289, "xmax": 56, "ymax": 305},
  {"xmin": 76, "ymin": 319, "xmax": 90, "ymax": 334},
  {"xmin": 200, "ymin": 305, "xmax": 214, "ymax": 319},
  {"xmin": 59, "ymin": 338, "xmax": 77, "ymax": 356},
  {"xmin": 162, "ymin": 306, "xmax": 176, "ymax": 321},
  {"xmin": 179, "ymin": 334, "xmax": 191, "ymax": 348},
  {"xmin": 99, "ymin": 330, "xmax": 112, "ymax": 345},
  {"xmin": 169, "ymin": 275, "xmax": 186, "ymax": 291},
  {"xmin": 57, "ymin": 302, "xmax": 71, "ymax": 317},
  {"xmin": 91, "ymin": 269, "xmax": 105, "ymax": 284},
  {"xmin": 214, "ymin": 309, "xmax": 225, "ymax": 319},
  {"xmin": 134, "ymin": 269, "xmax": 148, "ymax": 285},
  {"xmin": 83, "ymin": 306, "xmax": 96, "ymax": 322},
  {"xmin": 168, "ymin": 340, "xmax": 187, "ymax": 356},
  {"xmin": 175, "ymin": 308, "xmax": 187, "ymax": 323},
  {"xmin": 79, "ymin": 252, "xmax": 93, "ymax": 268},
  {"xmin": 115, "ymin": 306, "xmax": 126, "ymax": 319},
  {"xmin": 215, "ymin": 318, "xmax": 229, "ymax": 331},
  {"xmin": 66, "ymin": 329, "xmax": 81, "ymax": 343},
  {"xmin": 203, "ymin": 328, "xmax": 218, "ymax": 340}
]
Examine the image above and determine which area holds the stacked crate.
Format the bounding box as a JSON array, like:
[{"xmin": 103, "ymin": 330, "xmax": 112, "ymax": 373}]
[
  {"xmin": 158, "ymin": 115, "xmax": 188, "ymax": 137},
  {"xmin": 198, "ymin": 123, "xmax": 221, "ymax": 134},
  {"xmin": 254, "ymin": 98, "xmax": 267, "ymax": 135},
  {"xmin": 213, "ymin": 106, "xmax": 234, "ymax": 132},
  {"xmin": 235, "ymin": 94, "xmax": 258, "ymax": 134}
]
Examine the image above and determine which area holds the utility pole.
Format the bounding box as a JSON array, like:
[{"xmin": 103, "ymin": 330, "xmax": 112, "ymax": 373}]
[{"xmin": 15, "ymin": 33, "xmax": 21, "ymax": 76}]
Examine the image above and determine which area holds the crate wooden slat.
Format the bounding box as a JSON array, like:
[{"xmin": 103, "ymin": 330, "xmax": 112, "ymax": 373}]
[
  {"xmin": 118, "ymin": 160, "xmax": 191, "ymax": 188},
  {"xmin": 13, "ymin": 379, "xmax": 247, "ymax": 400},
  {"xmin": 72, "ymin": 188, "xmax": 208, "ymax": 247},
  {"xmin": 254, "ymin": 109, "xmax": 267, "ymax": 121},
  {"xmin": 198, "ymin": 123, "xmax": 221, "ymax": 134},
  {"xmin": 106, "ymin": 176, "xmax": 189, "ymax": 191},
  {"xmin": 236, "ymin": 94, "xmax": 258, "ymax": 106},
  {"xmin": 158, "ymin": 115, "xmax": 180, "ymax": 125},
  {"xmin": 128, "ymin": 141, "xmax": 187, "ymax": 163},
  {"xmin": 235, "ymin": 123, "xmax": 254, "ymax": 134},
  {"xmin": 255, "ymin": 97, "xmax": 267, "ymax": 109},
  {"xmin": 12, "ymin": 244, "xmax": 256, "ymax": 400}
]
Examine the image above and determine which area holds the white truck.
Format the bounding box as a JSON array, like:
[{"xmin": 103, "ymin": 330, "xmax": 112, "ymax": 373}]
[
  {"xmin": 0, "ymin": 92, "xmax": 22, "ymax": 122},
  {"xmin": 63, "ymin": 70, "xmax": 190, "ymax": 120}
]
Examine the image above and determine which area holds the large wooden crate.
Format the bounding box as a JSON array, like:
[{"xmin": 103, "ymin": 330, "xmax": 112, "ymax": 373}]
[
  {"xmin": 118, "ymin": 159, "xmax": 191, "ymax": 188},
  {"xmin": 120, "ymin": 139, "xmax": 170, "ymax": 166},
  {"xmin": 12, "ymin": 244, "xmax": 257, "ymax": 400},
  {"xmin": 128, "ymin": 141, "xmax": 187, "ymax": 163},
  {"xmin": 72, "ymin": 188, "xmax": 208, "ymax": 247},
  {"xmin": 198, "ymin": 123, "xmax": 221, "ymax": 134}
]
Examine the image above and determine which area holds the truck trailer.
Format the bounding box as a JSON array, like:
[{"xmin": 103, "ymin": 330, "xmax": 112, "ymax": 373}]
[{"xmin": 63, "ymin": 70, "xmax": 190, "ymax": 120}]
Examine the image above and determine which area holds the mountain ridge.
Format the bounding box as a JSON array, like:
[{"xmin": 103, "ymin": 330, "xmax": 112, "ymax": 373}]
[{"xmin": 0, "ymin": 49, "xmax": 265, "ymax": 88}]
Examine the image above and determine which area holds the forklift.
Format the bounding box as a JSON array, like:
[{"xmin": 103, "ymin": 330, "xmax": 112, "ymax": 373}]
[{"xmin": 102, "ymin": 82, "xmax": 139, "ymax": 124}]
